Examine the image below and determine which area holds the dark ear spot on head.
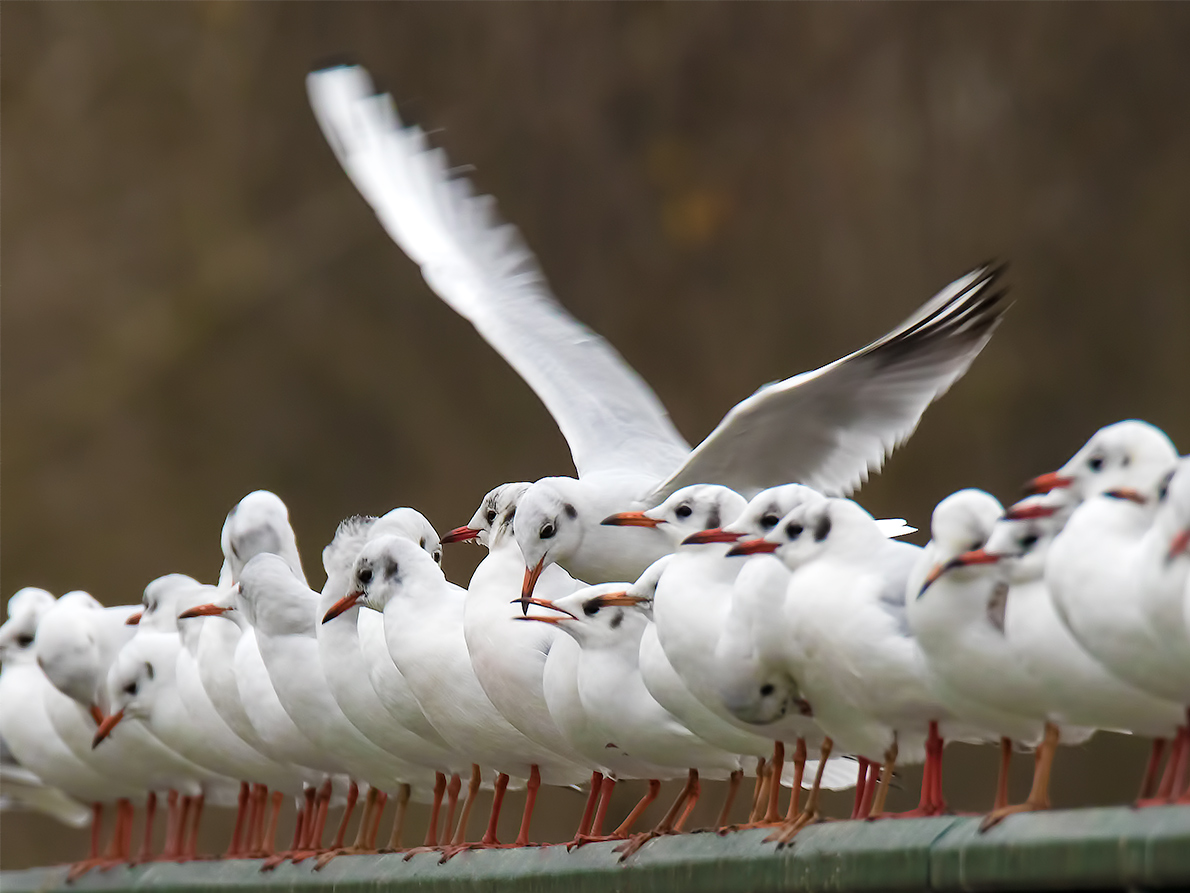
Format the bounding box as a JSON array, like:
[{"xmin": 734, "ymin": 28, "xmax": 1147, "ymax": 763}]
[
  {"xmin": 144, "ymin": 662, "xmax": 155, "ymax": 680},
  {"xmin": 419, "ymin": 538, "xmax": 426, "ymax": 549},
  {"xmin": 563, "ymin": 503, "xmax": 578, "ymax": 521},
  {"xmin": 609, "ymin": 609, "xmax": 624, "ymax": 630},
  {"xmin": 706, "ymin": 507, "xmax": 721, "ymax": 530},
  {"xmin": 384, "ymin": 557, "xmax": 400, "ymax": 580},
  {"xmin": 814, "ymin": 515, "xmax": 832, "ymax": 542}
]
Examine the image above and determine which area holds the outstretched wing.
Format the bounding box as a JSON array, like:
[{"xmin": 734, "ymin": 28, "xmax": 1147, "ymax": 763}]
[
  {"xmin": 648, "ymin": 265, "xmax": 1009, "ymax": 502},
  {"xmin": 307, "ymin": 65, "xmax": 691, "ymax": 480}
]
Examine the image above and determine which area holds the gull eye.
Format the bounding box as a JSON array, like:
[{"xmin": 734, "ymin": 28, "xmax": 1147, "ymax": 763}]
[
  {"xmin": 760, "ymin": 513, "xmax": 780, "ymax": 531},
  {"xmin": 124, "ymin": 682, "xmax": 138, "ymax": 696},
  {"xmin": 1087, "ymin": 455, "xmax": 1104, "ymax": 472},
  {"xmin": 675, "ymin": 505, "xmax": 693, "ymax": 520},
  {"xmin": 1020, "ymin": 533, "xmax": 1039, "ymax": 549},
  {"xmin": 486, "ymin": 510, "xmax": 497, "ymax": 524},
  {"xmin": 433, "ymin": 551, "xmax": 442, "ymax": 564},
  {"xmin": 358, "ymin": 567, "xmax": 373, "ymax": 586},
  {"xmin": 583, "ymin": 601, "xmax": 601, "ymax": 616},
  {"xmin": 785, "ymin": 522, "xmax": 803, "ymax": 539},
  {"xmin": 540, "ymin": 523, "xmax": 556, "ymax": 540},
  {"xmin": 16, "ymin": 634, "xmax": 34, "ymax": 648}
]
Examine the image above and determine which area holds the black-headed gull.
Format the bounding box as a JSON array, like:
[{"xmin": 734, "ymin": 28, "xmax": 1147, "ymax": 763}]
[{"xmin": 306, "ymin": 64, "xmax": 1007, "ymax": 595}]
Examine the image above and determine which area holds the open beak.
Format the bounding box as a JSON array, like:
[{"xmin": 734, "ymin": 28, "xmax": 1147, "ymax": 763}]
[
  {"xmin": 520, "ymin": 558, "xmax": 546, "ymax": 614},
  {"xmin": 1105, "ymin": 488, "xmax": 1147, "ymax": 504},
  {"xmin": 442, "ymin": 526, "xmax": 481, "ymax": 544},
  {"xmin": 1023, "ymin": 471, "xmax": 1074, "ymax": 496},
  {"xmin": 918, "ymin": 549, "xmax": 1002, "ymax": 598},
  {"xmin": 323, "ymin": 591, "xmax": 363, "ymax": 624},
  {"xmin": 682, "ymin": 527, "xmax": 742, "ymax": 546},
  {"xmin": 726, "ymin": 538, "xmax": 779, "ymax": 557},
  {"xmin": 1003, "ymin": 503, "xmax": 1058, "ymax": 521},
  {"xmin": 177, "ymin": 603, "xmax": 233, "ymax": 620},
  {"xmin": 514, "ymin": 597, "xmax": 579, "ymax": 623},
  {"xmin": 125, "ymin": 612, "xmax": 142, "ymax": 626},
  {"xmin": 92, "ymin": 710, "xmax": 124, "ymax": 748},
  {"xmin": 1168, "ymin": 529, "xmax": 1190, "ymax": 562},
  {"xmin": 601, "ymin": 511, "xmax": 663, "ymax": 528}
]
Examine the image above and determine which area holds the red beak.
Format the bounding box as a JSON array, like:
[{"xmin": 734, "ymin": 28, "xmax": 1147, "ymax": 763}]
[
  {"xmin": 323, "ymin": 591, "xmax": 363, "ymax": 624},
  {"xmin": 177, "ymin": 603, "xmax": 232, "ymax": 620},
  {"xmin": 1168, "ymin": 529, "xmax": 1190, "ymax": 562},
  {"xmin": 519, "ymin": 558, "xmax": 546, "ymax": 614},
  {"xmin": 918, "ymin": 549, "xmax": 1002, "ymax": 598},
  {"xmin": 92, "ymin": 710, "xmax": 124, "ymax": 748},
  {"xmin": 89, "ymin": 704, "xmax": 105, "ymax": 726},
  {"xmin": 442, "ymin": 526, "xmax": 481, "ymax": 544},
  {"xmin": 682, "ymin": 527, "xmax": 742, "ymax": 546},
  {"xmin": 601, "ymin": 511, "xmax": 663, "ymax": 528},
  {"xmin": 1105, "ymin": 488, "xmax": 1147, "ymax": 505},
  {"xmin": 1003, "ymin": 503, "xmax": 1058, "ymax": 521},
  {"xmin": 125, "ymin": 612, "xmax": 142, "ymax": 626},
  {"xmin": 1024, "ymin": 471, "xmax": 1074, "ymax": 496},
  {"xmin": 726, "ymin": 538, "xmax": 780, "ymax": 557}
]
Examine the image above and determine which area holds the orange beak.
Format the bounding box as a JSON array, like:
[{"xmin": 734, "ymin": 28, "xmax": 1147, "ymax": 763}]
[
  {"xmin": 515, "ymin": 596, "xmax": 579, "ymax": 623},
  {"xmin": 1003, "ymin": 503, "xmax": 1058, "ymax": 521},
  {"xmin": 601, "ymin": 511, "xmax": 663, "ymax": 528},
  {"xmin": 323, "ymin": 591, "xmax": 363, "ymax": 624},
  {"xmin": 1168, "ymin": 529, "xmax": 1190, "ymax": 562},
  {"xmin": 442, "ymin": 526, "xmax": 481, "ymax": 544},
  {"xmin": 682, "ymin": 527, "xmax": 742, "ymax": 546},
  {"xmin": 726, "ymin": 538, "xmax": 779, "ymax": 557},
  {"xmin": 589, "ymin": 591, "xmax": 650, "ymax": 608},
  {"xmin": 125, "ymin": 612, "xmax": 142, "ymax": 626},
  {"xmin": 92, "ymin": 710, "xmax": 124, "ymax": 748},
  {"xmin": 918, "ymin": 549, "xmax": 1002, "ymax": 598},
  {"xmin": 178, "ymin": 603, "xmax": 233, "ymax": 620},
  {"xmin": 519, "ymin": 558, "xmax": 546, "ymax": 614},
  {"xmin": 1105, "ymin": 488, "xmax": 1147, "ymax": 505},
  {"xmin": 1023, "ymin": 471, "xmax": 1074, "ymax": 496}
]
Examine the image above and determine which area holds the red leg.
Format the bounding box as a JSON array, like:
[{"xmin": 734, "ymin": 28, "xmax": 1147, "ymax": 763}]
[
  {"xmin": 480, "ymin": 773, "xmax": 509, "ymax": 846},
  {"xmin": 225, "ymin": 783, "xmax": 248, "ymax": 858},
  {"xmin": 513, "ymin": 764, "xmax": 541, "ymax": 847},
  {"xmin": 1137, "ymin": 738, "xmax": 1167, "ymax": 802},
  {"xmin": 850, "ymin": 758, "xmax": 870, "ymax": 820},
  {"xmin": 443, "ymin": 774, "xmax": 462, "ymax": 843},
  {"xmin": 716, "ymin": 770, "xmax": 743, "ymax": 828},
  {"xmin": 611, "ymin": 779, "xmax": 659, "ymax": 836},
  {"xmin": 330, "ymin": 781, "xmax": 359, "ymax": 850},
  {"xmin": 764, "ymin": 742, "xmax": 785, "ymax": 823},
  {"xmin": 424, "ymin": 773, "xmax": 447, "ymax": 847},
  {"xmin": 858, "ymin": 760, "xmax": 879, "ymax": 819},
  {"xmin": 573, "ymin": 772, "xmax": 603, "ymax": 840},
  {"xmin": 89, "ymin": 803, "xmax": 103, "ymax": 860},
  {"xmin": 137, "ymin": 792, "xmax": 157, "ymax": 863},
  {"xmin": 592, "ymin": 777, "xmax": 617, "ymax": 836},
  {"xmin": 673, "ymin": 770, "xmax": 702, "ymax": 831}
]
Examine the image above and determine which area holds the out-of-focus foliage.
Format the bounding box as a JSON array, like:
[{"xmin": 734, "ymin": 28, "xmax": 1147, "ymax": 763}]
[{"xmin": 2, "ymin": 1, "xmax": 1188, "ymax": 869}]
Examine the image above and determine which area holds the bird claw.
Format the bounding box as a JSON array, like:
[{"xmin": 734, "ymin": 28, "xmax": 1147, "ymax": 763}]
[
  {"xmin": 764, "ymin": 810, "xmax": 819, "ymax": 846},
  {"xmin": 979, "ymin": 800, "xmax": 1048, "ymax": 832}
]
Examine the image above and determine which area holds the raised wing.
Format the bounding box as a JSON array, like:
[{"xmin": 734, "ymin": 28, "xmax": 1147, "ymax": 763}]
[
  {"xmin": 648, "ymin": 264, "xmax": 1008, "ymax": 502},
  {"xmin": 308, "ymin": 65, "xmax": 691, "ymax": 480}
]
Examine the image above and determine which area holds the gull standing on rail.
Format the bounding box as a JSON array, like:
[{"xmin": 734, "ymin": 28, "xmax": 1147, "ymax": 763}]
[{"xmin": 306, "ymin": 64, "xmax": 1009, "ymax": 597}]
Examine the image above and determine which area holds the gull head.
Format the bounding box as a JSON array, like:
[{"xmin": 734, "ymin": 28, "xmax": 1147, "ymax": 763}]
[
  {"xmin": 989, "ymin": 493, "xmax": 1066, "ymax": 584},
  {"xmin": 917, "ymin": 489, "xmax": 1005, "ymax": 598},
  {"xmin": 325, "ymin": 535, "xmax": 441, "ymax": 624},
  {"xmin": 605, "ymin": 485, "xmax": 746, "ymax": 548},
  {"xmin": 220, "ymin": 490, "xmax": 304, "ymax": 585},
  {"xmin": 686, "ymin": 483, "xmax": 826, "ymax": 546},
  {"xmin": 30, "ymin": 593, "xmax": 119, "ymax": 711},
  {"xmin": 446, "ymin": 482, "xmax": 532, "ymax": 550},
  {"xmin": 522, "ymin": 583, "xmax": 650, "ymax": 652},
  {"xmin": 0, "ymin": 588, "xmax": 55, "ymax": 664},
  {"xmin": 1026, "ymin": 420, "xmax": 1178, "ymax": 501},
  {"xmin": 139, "ymin": 574, "xmax": 204, "ymax": 633},
  {"xmin": 236, "ymin": 553, "xmax": 315, "ymax": 637},
  {"xmin": 727, "ymin": 497, "xmax": 863, "ymax": 572},
  {"xmin": 514, "ymin": 479, "xmax": 584, "ymax": 607},
  {"xmin": 98, "ymin": 635, "xmax": 175, "ymax": 746}
]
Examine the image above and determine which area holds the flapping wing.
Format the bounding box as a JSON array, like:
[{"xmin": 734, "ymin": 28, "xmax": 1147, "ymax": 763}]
[
  {"xmin": 307, "ymin": 65, "xmax": 690, "ymax": 480},
  {"xmin": 648, "ymin": 264, "xmax": 1008, "ymax": 502}
]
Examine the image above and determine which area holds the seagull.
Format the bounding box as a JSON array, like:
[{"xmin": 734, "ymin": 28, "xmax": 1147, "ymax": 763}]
[
  {"xmin": 731, "ymin": 497, "xmax": 987, "ymax": 839},
  {"xmin": 983, "ymin": 493, "xmax": 1185, "ymax": 803},
  {"xmin": 909, "ymin": 489, "xmax": 1094, "ymax": 827},
  {"xmin": 0, "ymin": 589, "xmax": 146, "ymax": 872},
  {"xmin": 319, "ymin": 509, "xmax": 475, "ymax": 853},
  {"xmin": 524, "ymin": 584, "xmax": 745, "ymax": 856},
  {"xmin": 334, "ymin": 534, "xmax": 590, "ymax": 850},
  {"xmin": 306, "ymin": 64, "xmax": 1008, "ymax": 596}
]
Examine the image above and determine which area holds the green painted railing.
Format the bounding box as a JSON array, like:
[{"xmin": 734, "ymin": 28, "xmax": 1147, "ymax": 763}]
[{"xmin": 4, "ymin": 807, "xmax": 1189, "ymax": 893}]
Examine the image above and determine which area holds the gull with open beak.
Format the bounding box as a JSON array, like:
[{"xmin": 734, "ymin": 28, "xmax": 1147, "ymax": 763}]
[
  {"xmin": 525, "ymin": 582, "xmax": 745, "ymax": 857},
  {"xmin": 1045, "ymin": 430, "xmax": 1188, "ymax": 803},
  {"xmin": 1, "ymin": 589, "xmax": 147, "ymax": 873},
  {"xmin": 909, "ymin": 490, "xmax": 1093, "ymax": 827},
  {"xmin": 309, "ymin": 64, "xmax": 1008, "ymax": 603},
  {"xmin": 341, "ymin": 535, "xmax": 589, "ymax": 851}
]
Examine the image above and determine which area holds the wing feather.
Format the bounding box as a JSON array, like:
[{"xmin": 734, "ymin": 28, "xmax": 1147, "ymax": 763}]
[
  {"xmin": 307, "ymin": 65, "xmax": 690, "ymax": 480},
  {"xmin": 648, "ymin": 265, "xmax": 1009, "ymax": 502}
]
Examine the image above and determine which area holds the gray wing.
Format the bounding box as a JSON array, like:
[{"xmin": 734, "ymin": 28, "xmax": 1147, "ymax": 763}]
[
  {"xmin": 307, "ymin": 65, "xmax": 691, "ymax": 481},
  {"xmin": 648, "ymin": 264, "xmax": 1008, "ymax": 502}
]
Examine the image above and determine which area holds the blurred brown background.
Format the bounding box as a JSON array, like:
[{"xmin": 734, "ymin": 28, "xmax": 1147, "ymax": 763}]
[{"xmin": 3, "ymin": 1, "xmax": 1189, "ymax": 870}]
